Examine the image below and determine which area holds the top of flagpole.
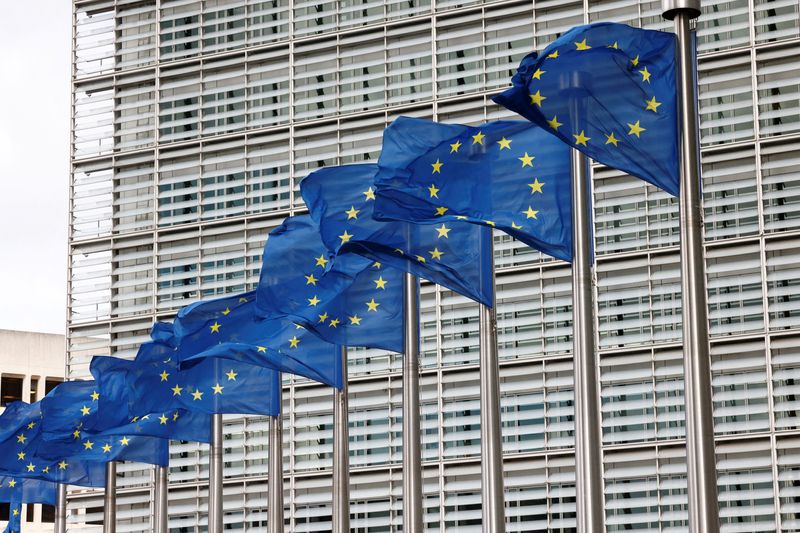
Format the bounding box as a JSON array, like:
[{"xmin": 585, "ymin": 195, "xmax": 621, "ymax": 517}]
[{"xmin": 662, "ymin": 0, "xmax": 701, "ymax": 20}]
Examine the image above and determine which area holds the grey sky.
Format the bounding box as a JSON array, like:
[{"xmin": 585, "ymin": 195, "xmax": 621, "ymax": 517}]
[{"xmin": 0, "ymin": 2, "xmax": 71, "ymax": 335}]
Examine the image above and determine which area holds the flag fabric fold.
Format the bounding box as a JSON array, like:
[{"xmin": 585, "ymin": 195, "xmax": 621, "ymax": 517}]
[
  {"xmin": 3, "ymin": 497, "xmax": 21, "ymax": 533},
  {"xmin": 0, "ymin": 476, "xmax": 57, "ymax": 505},
  {"xmin": 373, "ymin": 117, "xmax": 573, "ymax": 262},
  {"xmin": 492, "ymin": 22, "xmax": 679, "ymax": 196},
  {"xmin": 300, "ymin": 163, "xmax": 495, "ymax": 306}
]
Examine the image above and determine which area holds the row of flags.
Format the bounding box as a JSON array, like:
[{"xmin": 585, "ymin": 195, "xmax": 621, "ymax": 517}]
[{"xmin": 0, "ymin": 21, "xmax": 682, "ymax": 531}]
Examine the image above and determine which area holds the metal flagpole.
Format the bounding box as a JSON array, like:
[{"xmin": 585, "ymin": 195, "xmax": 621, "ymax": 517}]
[
  {"xmin": 478, "ymin": 238, "xmax": 505, "ymax": 532},
  {"xmin": 154, "ymin": 465, "xmax": 169, "ymax": 533},
  {"xmin": 103, "ymin": 461, "xmax": 116, "ymax": 533},
  {"xmin": 268, "ymin": 379, "xmax": 284, "ymax": 533},
  {"xmin": 662, "ymin": 1, "xmax": 719, "ymax": 531},
  {"xmin": 332, "ymin": 346, "xmax": 350, "ymax": 532},
  {"xmin": 402, "ymin": 272, "xmax": 423, "ymax": 532},
  {"xmin": 570, "ymin": 148, "xmax": 604, "ymax": 532},
  {"xmin": 54, "ymin": 483, "xmax": 67, "ymax": 533},
  {"xmin": 208, "ymin": 414, "xmax": 224, "ymax": 533}
]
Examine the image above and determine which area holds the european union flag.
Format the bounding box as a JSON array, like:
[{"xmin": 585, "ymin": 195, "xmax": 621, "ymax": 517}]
[
  {"xmin": 373, "ymin": 117, "xmax": 573, "ymax": 262},
  {"xmin": 0, "ymin": 476, "xmax": 56, "ymax": 506},
  {"xmin": 300, "ymin": 164, "xmax": 495, "ymax": 306},
  {"xmin": 492, "ymin": 22, "xmax": 679, "ymax": 196},
  {"xmin": 166, "ymin": 291, "xmax": 342, "ymax": 388},
  {"xmin": 128, "ymin": 339, "xmax": 283, "ymax": 416},
  {"xmin": 3, "ymin": 497, "xmax": 21, "ymax": 533},
  {"xmin": 0, "ymin": 402, "xmax": 106, "ymax": 488},
  {"xmin": 256, "ymin": 215, "xmax": 404, "ymax": 353}
]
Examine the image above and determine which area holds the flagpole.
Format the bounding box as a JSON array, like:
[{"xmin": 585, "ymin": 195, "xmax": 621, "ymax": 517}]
[
  {"xmin": 662, "ymin": 2, "xmax": 720, "ymax": 531},
  {"xmin": 154, "ymin": 465, "xmax": 169, "ymax": 533},
  {"xmin": 54, "ymin": 483, "xmax": 67, "ymax": 533},
  {"xmin": 402, "ymin": 272, "xmax": 423, "ymax": 532},
  {"xmin": 332, "ymin": 346, "xmax": 350, "ymax": 532},
  {"xmin": 478, "ymin": 238, "xmax": 505, "ymax": 532},
  {"xmin": 208, "ymin": 414, "xmax": 223, "ymax": 533},
  {"xmin": 268, "ymin": 378, "xmax": 283, "ymax": 533},
  {"xmin": 103, "ymin": 461, "xmax": 116, "ymax": 533},
  {"xmin": 570, "ymin": 147, "xmax": 604, "ymax": 532}
]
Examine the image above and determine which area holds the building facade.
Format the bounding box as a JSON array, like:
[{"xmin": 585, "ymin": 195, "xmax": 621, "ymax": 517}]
[
  {"xmin": 67, "ymin": 0, "xmax": 800, "ymax": 530},
  {"xmin": 0, "ymin": 330, "xmax": 65, "ymax": 532}
]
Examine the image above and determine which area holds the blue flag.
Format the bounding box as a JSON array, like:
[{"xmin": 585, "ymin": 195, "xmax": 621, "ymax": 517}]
[
  {"xmin": 166, "ymin": 291, "xmax": 343, "ymax": 388},
  {"xmin": 300, "ymin": 164, "xmax": 495, "ymax": 306},
  {"xmin": 373, "ymin": 118, "xmax": 573, "ymax": 262},
  {"xmin": 0, "ymin": 476, "xmax": 56, "ymax": 505},
  {"xmin": 492, "ymin": 22, "xmax": 679, "ymax": 196},
  {"xmin": 256, "ymin": 215, "xmax": 404, "ymax": 353},
  {"xmin": 0, "ymin": 402, "xmax": 106, "ymax": 488},
  {"xmin": 128, "ymin": 339, "xmax": 283, "ymax": 416},
  {"xmin": 3, "ymin": 497, "xmax": 21, "ymax": 533}
]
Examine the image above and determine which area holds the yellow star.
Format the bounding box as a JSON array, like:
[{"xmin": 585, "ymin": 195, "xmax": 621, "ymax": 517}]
[
  {"xmin": 431, "ymin": 159, "xmax": 443, "ymax": 173},
  {"xmin": 435, "ymin": 224, "xmax": 451, "ymax": 238},
  {"xmin": 26, "ymin": 462, "xmax": 35, "ymax": 472},
  {"xmin": 523, "ymin": 206, "xmax": 539, "ymax": 219},
  {"xmin": 511, "ymin": 221, "xmax": 523, "ymax": 230},
  {"xmin": 528, "ymin": 179, "xmax": 544, "ymax": 194},
  {"xmin": 394, "ymin": 248, "xmax": 404, "ymax": 255},
  {"xmin": 173, "ymin": 411, "xmax": 180, "ymax": 421},
  {"xmin": 58, "ymin": 460, "xmax": 68, "ymax": 470},
  {"xmin": 16, "ymin": 434, "xmax": 26, "ymax": 444},
  {"xmin": 131, "ymin": 416, "xmax": 139, "ymax": 422},
  {"xmin": 608, "ymin": 41, "xmax": 619, "ymax": 49},
  {"xmin": 239, "ymin": 297, "xmax": 248, "ymax": 303},
  {"xmin": 17, "ymin": 452, "xmax": 25, "ymax": 461},
  {"xmin": 83, "ymin": 440, "xmax": 94, "ymax": 450},
  {"xmin": 628, "ymin": 120, "xmax": 646, "ymax": 138},
  {"xmin": 329, "ymin": 318, "xmax": 340, "ymax": 328},
  {"xmin": 159, "ymin": 371, "xmax": 169, "ymax": 382},
  {"xmin": 72, "ymin": 430, "xmax": 80, "ymax": 439},
  {"xmin": 90, "ymin": 391, "xmax": 100, "ymax": 401},
  {"xmin": 307, "ymin": 295, "xmax": 320, "ymax": 307},
  {"xmin": 159, "ymin": 414, "xmax": 168, "ymax": 425},
  {"xmin": 338, "ymin": 230, "xmax": 353, "ymax": 244},
  {"xmin": 645, "ymin": 96, "xmax": 661, "ymax": 113},
  {"xmin": 575, "ymin": 38, "xmax": 591, "ymax": 50},
  {"xmin": 519, "ymin": 152, "xmax": 535, "ymax": 167},
  {"xmin": 605, "ymin": 132, "xmax": 620, "ymax": 146},
  {"xmin": 531, "ymin": 68, "xmax": 545, "ymax": 80},
  {"xmin": 257, "ymin": 346, "xmax": 267, "ymax": 353},
  {"xmin": 119, "ymin": 437, "xmax": 130, "ymax": 446},
  {"xmin": 210, "ymin": 321, "xmax": 221, "ymax": 333},
  {"xmin": 7, "ymin": 480, "xmax": 15, "ymax": 488},
  {"xmin": 102, "ymin": 444, "xmax": 112, "ymax": 453},
  {"xmin": 212, "ymin": 383, "xmax": 224, "ymax": 395},
  {"xmin": 305, "ymin": 273, "xmax": 318, "ymax": 286},
  {"xmin": 529, "ymin": 90, "xmax": 546, "ymax": 107},
  {"xmin": 171, "ymin": 385, "xmax": 183, "ymax": 396},
  {"xmin": 630, "ymin": 55, "xmax": 639, "ymax": 67},
  {"xmin": 315, "ymin": 254, "xmax": 329, "ymax": 267},
  {"xmin": 428, "ymin": 184, "xmax": 439, "ymax": 198},
  {"xmin": 42, "ymin": 466, "xmax": 49, "ymax": 473},
  {"xmin": 222, "ymin": 307, "xmax": 231, "ymax": 315},
  {"xmin": 547, "ymin": 116, "xmax": 562, "ymax": 130},
  {"xmin": 435, "ymin": 206, "xmax": 448, "ymax": 216},
  {"xmin": 449, "ymin": 140, "xmax": 462, "ymax": 153},
  {"xmin": 80, "ymin": 405, "xmax": 91, "ymax": 416},
  {"xmin": 289, "ymin": 336, "xmax": 300, "ymax": 348},
  {"xmin": 573, "ymin": 130, "xmax": 590, "ymax": 146},
  {"xmin": 226, "ymin": 369, "xmax": 238, "ymax": 381},
  {"xmin": 497, "ymin": 137, "xmax": 512, "ymax": 150},
  {"xmin": 366, "ymin": 299, "xmax": 380, "ymax": 312},
  {"xmin": 486, "ymin": 220, "xmax": 496, "ymax": 227},
  {"xmin": 363, "ymin": 187, "xmax": 376, "ymax": 200},
  {"xmin": 455, "ymin": 215, "xmax": 467, "ymax": 220},
  {"xmin": 429, "ymin": 248, "xmax": 444, "ymax": 260},
  {"xmin": 26, "ymin": 422, "xmax": 35, "ymax": 429},
  {"xmin": 416, "ymin": 255, "xmax": 426, "ymax": 263},
  {"xmin": 471, "ymin": 131, "xmax": 485, "ymax": 145},
  {"xmin": 639, "ymin": 66, "xmax": 651, "ymax": 83},
  {"xmin": 374, "ymin": 276, "xmax": 388, "ymax": 290},
  {"xmin": 12, "ymin": 508, "xmax": 19, "ymax": 516},
  {"xmin": 192, "ymin": 390, "xmax": 203, "ymax": 401},
  {"xmin": 318, "ymin": 312, "xmax": 329, "ymax": 323},
  {"xmin": 345, "ymin": 206, "xmax": 360, "ymax": 219},
  {"xmin": 349, "ymin": 315, "xmax": 362, "ymax": 326},
  {"xmin": 547, "ymin": 50, "xmax": 559, "ymax": 59}
]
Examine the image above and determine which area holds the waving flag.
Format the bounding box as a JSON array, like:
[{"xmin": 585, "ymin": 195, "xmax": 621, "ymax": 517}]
[
  {"xmin": 0, "ymin": 476, "xmax": 56, "ymax": 505},
  {"xmin": 300, "ymin": 164, "xmax": 494, "ymax": 306},
  {"xmin": 493, "ymin": 22, "xmax": 679, "ymax": 196},
  {"xmin": 3, "ymin": 497, "xmax": 21, "ymax": 533},
  {"xmin": 374, "ymin": 117, "xmax": 573, "ymax": 261}
]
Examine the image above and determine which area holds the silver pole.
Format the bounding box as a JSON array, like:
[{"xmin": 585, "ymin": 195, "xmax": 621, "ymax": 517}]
[
  {"xmin": 208, "ymin": 414, "xmax": 224, "ymax": 533},
  {"xmin": 662, "ymin": 1, "xmax": 719, "ymax": 531},
  {"xmin": 54, "ymin": 483, "xmax": 67, "ymax": 533},
  {"xmin": 402, "ymin": 272, "xmax": 423, "ymax": 532},
  {"xmin": 268, "ymin": 381, "xmax": 284, "ymax": 533},
  {"xmin": 103, "ymin": 461, "xmax": 116, "ymax": 533},
  {"xmin": 570, "ymin": 148, "xmax": 604, "ymax": 532},
  {"xmin": 332, "ymin": 346, "xmax": 350, "ymax": 532},
  {"xmin": 478, "ymin": 238, "xmax": 505, "ymax": 532},
  {"xmin": 154, "ymin": 465, "xmax": 169, "ymax": 533}
]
